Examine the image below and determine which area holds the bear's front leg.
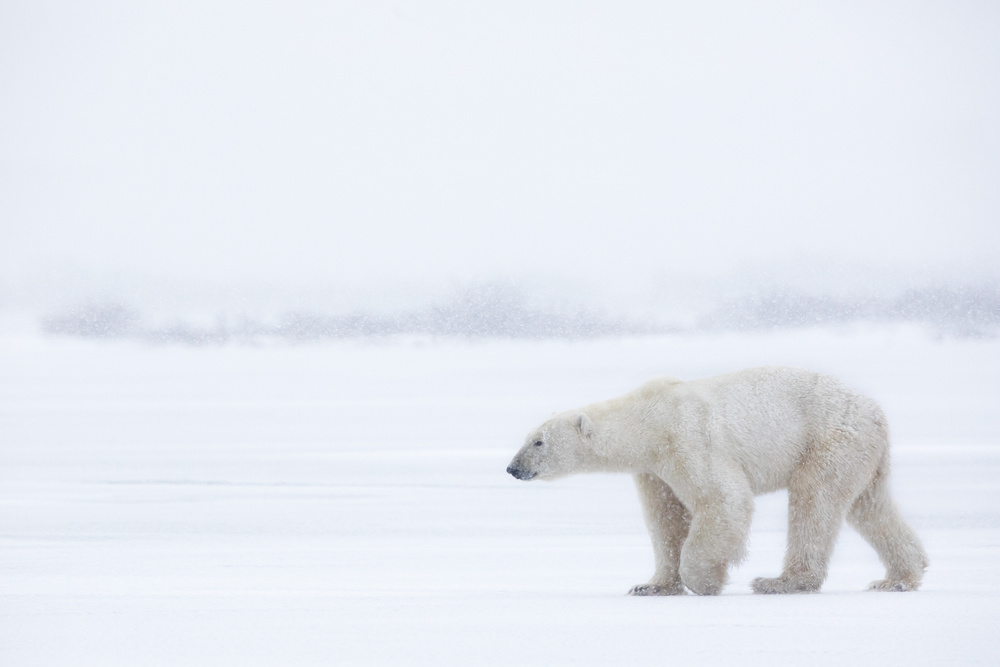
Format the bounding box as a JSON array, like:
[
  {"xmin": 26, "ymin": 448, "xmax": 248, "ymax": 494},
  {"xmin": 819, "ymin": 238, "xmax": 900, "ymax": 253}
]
[
  {"xmin": 679, "ymin": 488, "xmax": 754, "ymax": 596},
  {"xmin": 629, "ymin": 473, "xmax": 691, "ymax": 596}
]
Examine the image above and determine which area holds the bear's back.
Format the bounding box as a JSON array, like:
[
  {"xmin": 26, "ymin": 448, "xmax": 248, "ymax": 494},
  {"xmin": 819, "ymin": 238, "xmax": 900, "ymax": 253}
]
[{"xmin": 688, "ymin": 367, "xmax": 828, "ymax": 493}]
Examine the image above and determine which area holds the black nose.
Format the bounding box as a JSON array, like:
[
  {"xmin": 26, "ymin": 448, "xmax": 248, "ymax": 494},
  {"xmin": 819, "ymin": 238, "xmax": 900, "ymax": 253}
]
[{"xmin": 506, "ymin": 465, "xmax": 536, "ymax": 480}]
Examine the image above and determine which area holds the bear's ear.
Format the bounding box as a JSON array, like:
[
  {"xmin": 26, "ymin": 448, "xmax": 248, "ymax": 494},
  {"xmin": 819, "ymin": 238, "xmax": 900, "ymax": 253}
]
[{"xmin": 576, "ymin": 413, "xmax": 594, "ymax": 437}]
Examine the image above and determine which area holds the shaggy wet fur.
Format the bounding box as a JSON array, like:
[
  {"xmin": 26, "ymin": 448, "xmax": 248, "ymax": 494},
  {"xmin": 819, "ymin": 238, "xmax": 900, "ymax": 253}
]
[{"xmin": 507, "ymin": 367, "xmax": 928, "ymax": 595}]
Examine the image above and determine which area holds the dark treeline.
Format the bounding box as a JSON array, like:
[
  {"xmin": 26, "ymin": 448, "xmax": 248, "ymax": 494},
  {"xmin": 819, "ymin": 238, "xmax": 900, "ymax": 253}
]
[{"xmin": 42, "ymin": 281, "xmax": 1000, "ymax": 343}]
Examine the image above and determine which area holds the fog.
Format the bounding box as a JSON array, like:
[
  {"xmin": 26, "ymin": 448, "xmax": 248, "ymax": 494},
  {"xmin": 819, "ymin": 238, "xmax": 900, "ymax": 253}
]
[
  {"xmin": 2, "ymin": 1, "xmax": 999, "ymax": 335},
  {"xmin": 4, "ymin": 6, "xmax": 1000, "ymax": 662}
]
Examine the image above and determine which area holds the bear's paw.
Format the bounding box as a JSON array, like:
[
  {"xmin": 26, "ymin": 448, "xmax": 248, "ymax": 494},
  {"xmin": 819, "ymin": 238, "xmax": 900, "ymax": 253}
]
[
  {"xmin": 627, "ymin": 582, "xmax": 686, "ymax": 596},
  {"xmin": 867, "ymin": 578, "xmax": 919, "ymax": 592},
  {"xmin": 751, "ymin": 576, "xmax": 821, "ymax": 595}
]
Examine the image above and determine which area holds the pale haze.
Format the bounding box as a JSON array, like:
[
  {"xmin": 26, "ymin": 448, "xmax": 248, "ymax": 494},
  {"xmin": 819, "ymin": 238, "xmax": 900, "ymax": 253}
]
[
  {"xmin": 3, "ymin": 1, "xmax": 998, "ymax": 298},
  {"xmin": 3, "ymin": 5, "xmax": 1000, "ymax": 664}
]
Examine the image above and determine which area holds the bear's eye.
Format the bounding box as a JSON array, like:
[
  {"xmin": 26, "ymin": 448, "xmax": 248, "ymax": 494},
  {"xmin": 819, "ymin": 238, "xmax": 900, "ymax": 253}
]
[{"xmin": 533, "ymin": 440, "xmax": 543, "ymax": 447}]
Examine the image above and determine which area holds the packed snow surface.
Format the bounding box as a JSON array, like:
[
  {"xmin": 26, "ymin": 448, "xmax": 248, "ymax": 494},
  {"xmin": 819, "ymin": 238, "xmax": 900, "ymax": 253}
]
[{"xmin": 1, "ymin": 327, "xmax": 998, "ymax": 665}]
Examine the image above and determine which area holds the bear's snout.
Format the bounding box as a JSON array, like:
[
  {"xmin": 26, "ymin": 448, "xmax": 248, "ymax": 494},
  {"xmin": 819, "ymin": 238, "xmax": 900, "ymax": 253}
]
[{"xmin": 506, "ymin": 463, "xmax": 536, "ymax": 480}]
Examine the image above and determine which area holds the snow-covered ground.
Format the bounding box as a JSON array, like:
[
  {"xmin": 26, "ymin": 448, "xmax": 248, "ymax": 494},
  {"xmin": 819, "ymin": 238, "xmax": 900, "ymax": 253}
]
[{"xmin": 1, "ymin": 327, "xmax": 998, "ymax": 665}]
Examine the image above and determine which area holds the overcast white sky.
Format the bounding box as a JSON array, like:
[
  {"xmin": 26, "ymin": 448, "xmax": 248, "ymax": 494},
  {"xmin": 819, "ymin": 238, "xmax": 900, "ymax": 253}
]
[{"xmin": 2, "ymin": 1, "xmax": 998, "ymax": 296}]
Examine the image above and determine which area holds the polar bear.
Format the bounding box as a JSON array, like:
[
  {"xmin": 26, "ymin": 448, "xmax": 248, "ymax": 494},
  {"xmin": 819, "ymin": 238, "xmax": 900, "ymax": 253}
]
[{"xmin": 506, "ymin": 367, "xmax": 928, "ymax": 595}]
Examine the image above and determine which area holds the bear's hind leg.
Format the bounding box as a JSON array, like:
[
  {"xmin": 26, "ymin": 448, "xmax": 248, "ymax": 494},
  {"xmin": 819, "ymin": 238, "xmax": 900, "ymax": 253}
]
[
  {"xmin": 752, "ymin": 479, "xmax": 851, "ymax": 594},
  {"xmin": 629, "ymin": 473, "xmax": 691, "ymax": 596},
  {"xmin": 847, "ymin": 454, "xmax": 928, "ymax": 592}
]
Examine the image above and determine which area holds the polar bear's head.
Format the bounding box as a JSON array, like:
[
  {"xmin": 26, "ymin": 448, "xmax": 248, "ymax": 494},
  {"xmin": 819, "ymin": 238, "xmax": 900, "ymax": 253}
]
[{"xmin": 506, "ymin": 412, "xmax": 595, "ymax": 481}]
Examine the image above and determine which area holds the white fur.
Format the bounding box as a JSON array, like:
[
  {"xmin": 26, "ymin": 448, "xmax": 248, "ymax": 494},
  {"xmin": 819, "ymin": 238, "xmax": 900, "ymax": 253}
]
[{"xmin": 507, "ymin": 366, "xmax": 928, "ymax": 596}]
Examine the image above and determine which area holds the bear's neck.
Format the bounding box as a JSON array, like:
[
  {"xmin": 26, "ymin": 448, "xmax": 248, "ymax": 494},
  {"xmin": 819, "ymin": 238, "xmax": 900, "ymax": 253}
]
[{"xmin": 584, "ymin": 390, "xmax": 670, "ymax": 474}]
